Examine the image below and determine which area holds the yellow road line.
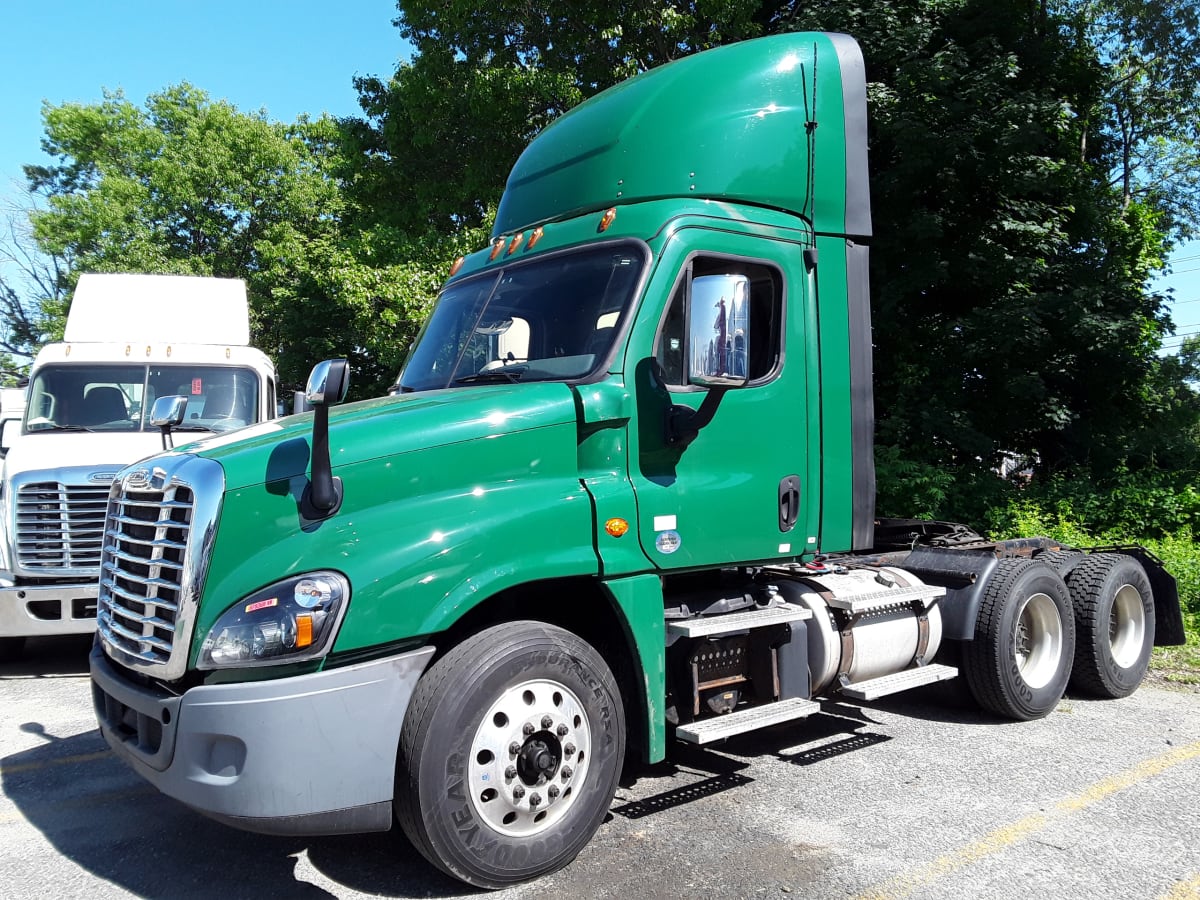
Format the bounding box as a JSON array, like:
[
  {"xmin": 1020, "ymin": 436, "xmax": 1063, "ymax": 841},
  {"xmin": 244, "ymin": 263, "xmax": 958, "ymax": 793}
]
[
  {"xmin": 1161, "ymin": 873, "xmax": 1200, "ymax": 900},
  {"xmin": 2, "ymin": 749, "xmax": 112, "ymax": 775},
  {"xmin": 858, "ymin": 740, "xmax": 1200, "ymax": 900}
]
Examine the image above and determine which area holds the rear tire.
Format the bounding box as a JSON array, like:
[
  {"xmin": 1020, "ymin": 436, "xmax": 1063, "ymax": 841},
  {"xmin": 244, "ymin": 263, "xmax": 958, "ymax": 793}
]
[
  {"xmin": 1066, "ymin": 554, "xmax": 1154, "ymax": 698},
  {"xmin": 395, "ymin": 621, "xmax": 625, "ymax": 889},
  {"xmin": 963, "ymin": 559, "xmax": 1075, "ymax": 720}
]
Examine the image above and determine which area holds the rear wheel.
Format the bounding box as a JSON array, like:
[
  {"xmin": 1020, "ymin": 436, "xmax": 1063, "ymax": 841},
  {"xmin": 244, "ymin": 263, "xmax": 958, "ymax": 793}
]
[
  {"xmin": 963, "ymin": 559, "xmax": 1075, "ymax": 720},
  {"xmin": 395, "ymin": 621, "xmax": 625, "ymax": 889},
  {"xmin": 1067, "ymin": 553, "xmax": 1154, "ymax": 698}
]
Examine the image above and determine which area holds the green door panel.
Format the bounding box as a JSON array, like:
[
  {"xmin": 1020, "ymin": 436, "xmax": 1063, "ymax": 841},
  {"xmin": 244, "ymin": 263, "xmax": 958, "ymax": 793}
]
[{"xmin": 624, "ymin": 227, "xmax": 816, "ymax": 569}]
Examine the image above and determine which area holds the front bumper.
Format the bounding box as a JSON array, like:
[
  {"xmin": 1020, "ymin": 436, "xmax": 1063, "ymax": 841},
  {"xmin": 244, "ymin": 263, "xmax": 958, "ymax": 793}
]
[
  {"xmin": 91, "ymin": 642, "xmax": 436, "ymax": 835},
  {"xmin": 0, "ymin": 582, "xmax": 98, "ymax": 638}
]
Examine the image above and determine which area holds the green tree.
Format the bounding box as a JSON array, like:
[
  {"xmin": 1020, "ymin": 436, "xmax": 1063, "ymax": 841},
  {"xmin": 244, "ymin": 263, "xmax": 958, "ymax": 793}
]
[
  {"xmin": 20, "ymin": 84, "xmax": 439, "ymax": 397},
  {"xmin": 351, "ymin": 0, "xmax": 1197, "ymax": 516},
  {"xmin": 1059, "ymin": 0, "xmax": 1200, "ymax": 238}
]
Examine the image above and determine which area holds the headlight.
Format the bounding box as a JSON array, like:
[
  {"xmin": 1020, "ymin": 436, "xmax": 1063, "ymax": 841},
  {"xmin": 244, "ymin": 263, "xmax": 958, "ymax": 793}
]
[{"xmin": 198, "ymin": 571, "xmax": 350, "ymax": 670}]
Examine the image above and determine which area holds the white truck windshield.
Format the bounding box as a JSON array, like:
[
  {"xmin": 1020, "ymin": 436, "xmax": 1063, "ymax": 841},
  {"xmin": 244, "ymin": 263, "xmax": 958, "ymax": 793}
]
[
  {"xmin": 25, "ymin": 364, "xmax": 261, "ymax": 433},
  {"xmin": 397, "ymin": 243, "xmax": 645, "ymax": 392}
]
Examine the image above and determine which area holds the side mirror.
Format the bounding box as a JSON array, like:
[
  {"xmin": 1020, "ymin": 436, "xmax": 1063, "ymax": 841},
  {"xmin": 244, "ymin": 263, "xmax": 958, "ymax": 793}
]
[
  {"xmin": 150, "ymin": 395, "xmax": 188, "ymax": 450},
  {"xmin": 150, "ymin": 395, "xmax": 188, "ymax": 428},
  {"xmin": 0, "ymin": 417, "xmax": 17, "ymax": 455},
  {"xmin": 305, "ymin": 358, "xmax": 350, "ymax": 407},
  {"xmin": 303, "ymin": 359, "xmax": 351, "ymax": 519},
  {"xmin": 687, "ymin": 273, "xmax": 751, "ymax": 388}
]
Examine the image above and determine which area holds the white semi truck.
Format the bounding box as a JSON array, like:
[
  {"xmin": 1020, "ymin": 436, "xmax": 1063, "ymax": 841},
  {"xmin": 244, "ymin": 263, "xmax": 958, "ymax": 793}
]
[{"xmin": 0, "ymin": 273, "xmax": 278, "ymax": 659}]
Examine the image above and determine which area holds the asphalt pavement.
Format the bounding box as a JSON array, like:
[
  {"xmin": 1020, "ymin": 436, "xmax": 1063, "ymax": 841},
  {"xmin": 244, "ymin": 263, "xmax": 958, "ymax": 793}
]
[{"xmin": 2, "ymin": 636, "xmax": 1198, "ymax": 899}]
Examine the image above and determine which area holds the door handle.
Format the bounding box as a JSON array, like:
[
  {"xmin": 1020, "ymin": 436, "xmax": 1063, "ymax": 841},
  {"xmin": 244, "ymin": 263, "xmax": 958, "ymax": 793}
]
[{"xmin": 779, "ymin": 475, "xmax": 800, "ymax": 532}]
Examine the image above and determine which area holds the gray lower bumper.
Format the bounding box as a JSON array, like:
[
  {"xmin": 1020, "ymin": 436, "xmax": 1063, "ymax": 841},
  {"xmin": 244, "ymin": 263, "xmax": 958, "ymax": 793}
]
[
  {"xmin": 0, "ymin": 582, "xmax": 98, "ymax": 638},
  {"xmin": 91, "ymin": 642, "xmax": 436, "ymax": 835}
]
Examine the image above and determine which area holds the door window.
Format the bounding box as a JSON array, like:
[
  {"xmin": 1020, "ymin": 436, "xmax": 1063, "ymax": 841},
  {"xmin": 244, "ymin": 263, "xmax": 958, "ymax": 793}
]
[{"xmin": 655, "ymin": 257, "xmax": 783, "ymax": 388}]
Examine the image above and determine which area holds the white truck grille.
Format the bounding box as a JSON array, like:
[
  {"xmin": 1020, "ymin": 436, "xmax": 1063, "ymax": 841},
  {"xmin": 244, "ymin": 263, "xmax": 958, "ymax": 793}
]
[{"xmin": 16, "ymin": 482, "xmax": 111, "ymax": 570}]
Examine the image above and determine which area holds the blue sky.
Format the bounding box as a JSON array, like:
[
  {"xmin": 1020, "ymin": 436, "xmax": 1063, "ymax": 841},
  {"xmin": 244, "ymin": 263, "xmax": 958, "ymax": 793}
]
[
  {"xmin": 1, "ymin": 1, "xmax": 1196, "ymax": 350},
  {"xmin": 0, "ymin": 0, "xmax": 407, "ymax": 203}
]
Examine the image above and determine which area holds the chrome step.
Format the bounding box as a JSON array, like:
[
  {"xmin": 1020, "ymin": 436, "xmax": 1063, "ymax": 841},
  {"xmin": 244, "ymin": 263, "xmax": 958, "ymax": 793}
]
[
  {"xmin": 839, "ymin": 663, "xmax": 959, "ymax": 701},
  {"xmin": 675, "ymin": 697, "xmax": 820, "ymax": 744},
  {"xmin": 823, "ymin": 584, "xmax": 946, "ymax": 615},
  {"xmin": 667, "ymin": 604, "xmax": 811, "ymax": 638}
]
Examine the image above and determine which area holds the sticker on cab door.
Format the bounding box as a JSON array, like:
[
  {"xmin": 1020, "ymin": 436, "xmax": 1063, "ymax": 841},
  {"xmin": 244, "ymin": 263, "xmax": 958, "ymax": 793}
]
[{"xmin": 655, "ymin": 530, "xmax": 682, "ymax": 554}]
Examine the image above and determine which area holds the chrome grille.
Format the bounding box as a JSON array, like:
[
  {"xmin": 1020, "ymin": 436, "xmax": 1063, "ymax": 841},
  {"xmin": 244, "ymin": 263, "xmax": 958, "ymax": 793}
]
[
  {"xmin": 97, "ymin": 482, "xmax": 194, "ymax": 667},
  {"xmin": 16, "ymin": 482, "xmax": 111, "ymax": 570}
]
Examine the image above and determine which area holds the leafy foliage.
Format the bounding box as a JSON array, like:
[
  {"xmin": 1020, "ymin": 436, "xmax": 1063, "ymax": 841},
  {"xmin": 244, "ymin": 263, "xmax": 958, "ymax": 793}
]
[{"xmin": 11, "ymin": 86, "xmax": 459, "ymax": 397}]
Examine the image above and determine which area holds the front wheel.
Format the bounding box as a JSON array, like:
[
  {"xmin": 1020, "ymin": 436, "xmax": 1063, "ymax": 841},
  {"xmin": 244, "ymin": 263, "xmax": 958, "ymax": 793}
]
[
  {"xmin": 395, "ymin": 621, "xmax": 625, "ymax": 889},
  {"xmin": 963, "ymin": 559, "xmax": 1075, "ymax": 720}
]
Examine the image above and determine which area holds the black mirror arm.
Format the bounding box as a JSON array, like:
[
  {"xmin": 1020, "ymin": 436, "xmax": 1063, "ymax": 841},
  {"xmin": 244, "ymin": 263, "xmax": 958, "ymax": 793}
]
[
  {"xmin": 302, "ymin": 404, "xmax": 343, "ymax": 518},
  {"xmin": 665, "ymin": 388, "xmax": 726, "ymax": 449}
]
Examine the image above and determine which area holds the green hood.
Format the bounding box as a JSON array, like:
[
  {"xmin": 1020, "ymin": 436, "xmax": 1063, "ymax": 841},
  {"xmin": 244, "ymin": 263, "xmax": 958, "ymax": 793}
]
[{"xmin": 186, "ymin": 382, "xmax": 580, "ymax": 491}]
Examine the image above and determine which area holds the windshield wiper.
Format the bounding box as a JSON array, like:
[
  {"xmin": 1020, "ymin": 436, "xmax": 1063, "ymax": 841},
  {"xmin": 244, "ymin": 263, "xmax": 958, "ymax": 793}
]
[
  {"xmin": 453, "ymin": 368, "xmax": 526, "ymax": 385},
  {"xmin": 31, "ymin": 424, "xmax": 95, "ymax": 433}
]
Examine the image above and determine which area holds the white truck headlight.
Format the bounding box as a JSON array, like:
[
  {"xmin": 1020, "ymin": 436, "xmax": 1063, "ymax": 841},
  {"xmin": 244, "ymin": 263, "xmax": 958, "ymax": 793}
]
[{"xmin": 198, "ymin": 571, "xmax": 350, "ymax": 669}]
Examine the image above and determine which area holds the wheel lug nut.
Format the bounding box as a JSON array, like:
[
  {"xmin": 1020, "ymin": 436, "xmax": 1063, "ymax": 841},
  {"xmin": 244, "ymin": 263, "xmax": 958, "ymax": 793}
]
[
  {"xmin": 564, "ymin": 743, "xmax": 576, "ymax": 756},
  {"xmin": 556, "ymin": 724, "xmax": 568, "ymax": 737},
  {"xmin": 548, "ymin": 785, "xmax": 560, "ymax": 800},
  {"xmin": 509, "ymin": 742, "xmax": 521, "ymax": 756},
  {"xmin": 512, "ymin": 785, "xmax": 525, "ymax": 800},
  {"xmin": 529, "ymin": 793, "xmax": 542, "ymax": 808},
  {"xmin": 541, "ymin": 715, "xmax": 553, "ymax": 729},
  {"xmin": 561, "ymin": 766, "xmax": 573, "ymax": 780},
  {"xmin": 505, "ymin": 766, "xmax": 517, "ymax": 780},
  {"xmin": 523, "ymin": 723, "xmax": 535, "ymax": 736}
]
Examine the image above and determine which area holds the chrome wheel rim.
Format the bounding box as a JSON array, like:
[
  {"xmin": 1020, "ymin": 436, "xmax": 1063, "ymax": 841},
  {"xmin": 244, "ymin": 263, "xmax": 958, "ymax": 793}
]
[
  {"xmin": 1109, "ymin": 583, "xmax": 1146, "ymax": 669},
  {"xmin": 467, "ymin": 678, "xmax": 591, "ymax": 837},
  {"xmin": 1013, "ymin": 592, "xmax": 1063, "ymax": 689}
]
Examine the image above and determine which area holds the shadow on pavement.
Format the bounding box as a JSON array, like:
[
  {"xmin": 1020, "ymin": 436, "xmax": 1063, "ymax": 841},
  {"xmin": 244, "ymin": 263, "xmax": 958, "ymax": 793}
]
[
  {"xmin": 1, "ymin": 726, "xmax": 475, "ymax": 899},
  {"xmin": 0, "ymin": 635, "xmax": 93, "ymax": 677}
]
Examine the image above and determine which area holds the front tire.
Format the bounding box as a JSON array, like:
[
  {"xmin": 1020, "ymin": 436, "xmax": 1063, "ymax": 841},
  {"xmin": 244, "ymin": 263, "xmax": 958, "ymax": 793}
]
[
  {"xmin": 395, "ymin": 621, "xmax": 625, "ymax": 889},
  {"xmin": 1067, "ymin": 553, "xmax": 1154, "ymax": 698},
  {"xmin": 963, "ymin": 559, "xmax": 1075, "ymax": 720}
]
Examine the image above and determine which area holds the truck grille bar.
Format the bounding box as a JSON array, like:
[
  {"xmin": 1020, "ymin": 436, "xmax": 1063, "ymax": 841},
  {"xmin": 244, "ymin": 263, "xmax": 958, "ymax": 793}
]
[
  {"xmin": 95, "ymin": 455, "xmax": 223, "ymax": 679},
  {"xmin": 16, "ymin": 482, "xmax": 111, "ymax": 570},
  {"xmin": 96, "ymin": 483, "xmax": 193, "ymax": 667}
]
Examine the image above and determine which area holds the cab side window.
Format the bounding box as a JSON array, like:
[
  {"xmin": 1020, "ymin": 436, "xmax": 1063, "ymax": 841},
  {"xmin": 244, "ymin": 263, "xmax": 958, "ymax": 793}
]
[{"xmin": 654, "ymin": 257, "xmax": 783, "ymax": 387}]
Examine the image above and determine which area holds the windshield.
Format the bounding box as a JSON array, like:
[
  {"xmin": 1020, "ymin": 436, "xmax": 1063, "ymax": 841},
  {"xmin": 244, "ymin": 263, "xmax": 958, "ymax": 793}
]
[
  {"xmin": 397, "ymin": 242, "xmax": 645, "ymax": 392},
  {"xmin": 25, "ymin": 364, "xmax": 261, "ymax": 434}
]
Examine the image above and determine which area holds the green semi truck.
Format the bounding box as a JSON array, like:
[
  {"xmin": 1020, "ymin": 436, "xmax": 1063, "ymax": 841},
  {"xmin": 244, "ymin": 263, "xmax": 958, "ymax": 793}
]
[{"xmin": 90, "ymin": 32, "xmax": 1184, "ymax": 888}]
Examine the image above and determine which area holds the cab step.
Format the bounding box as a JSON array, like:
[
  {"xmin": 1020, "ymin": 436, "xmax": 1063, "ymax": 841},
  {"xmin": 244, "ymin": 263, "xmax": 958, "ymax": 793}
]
[
  {"xmin": 823, "ymin": 584, "xmax": 947, "ymax": 615},
  {"xmin": 839, "ymin": 663, "xmax": 958, "ymax": 701},
  {"xmin": 666, "ymin": 604, "xmax": 811, "ymax": 639},
  {"xmin": 675, "ymin": 697, "xmax": 820, "ymax": 744}
]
